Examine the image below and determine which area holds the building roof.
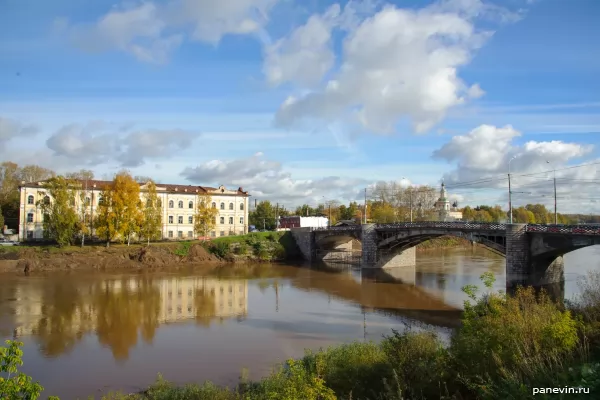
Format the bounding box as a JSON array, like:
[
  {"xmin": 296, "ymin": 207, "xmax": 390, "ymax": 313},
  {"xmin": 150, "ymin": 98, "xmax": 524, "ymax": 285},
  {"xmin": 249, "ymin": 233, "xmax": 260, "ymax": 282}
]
[{"xmin": 19, "ymin": 179, "xmax": 250, "ymax": 197}]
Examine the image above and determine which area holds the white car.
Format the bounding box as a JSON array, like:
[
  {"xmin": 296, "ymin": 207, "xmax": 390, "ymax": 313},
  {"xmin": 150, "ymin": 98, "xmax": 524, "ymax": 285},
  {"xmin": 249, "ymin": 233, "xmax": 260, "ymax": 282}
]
[{"xmin": 0, "ymin": 237, "xmax": 18, "ymax": 246}]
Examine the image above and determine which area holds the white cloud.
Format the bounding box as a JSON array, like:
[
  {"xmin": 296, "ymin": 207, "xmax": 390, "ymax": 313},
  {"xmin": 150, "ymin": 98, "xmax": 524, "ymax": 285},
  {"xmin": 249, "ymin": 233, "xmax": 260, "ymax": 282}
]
[
  {"xmin": 180, "ymin": 152, "xmax": 367, "ymax": 205},
  {"xmin": 45, "ymin": 121, "xmax": 200, "ymax": 167},
  {"xmin": 432, "ymin": 124, "xmax": 598, "ymax": 213},
  {"xmin": 0, "ymin": 117, "xmax": 39, "ymax": 144},
  {"xmin": 273, "ymin": 0, "xmax": 520, "ymax": 134},
  {"xmin": 62, "ymin": 0, "xmax": 278, "ymax": 63}
]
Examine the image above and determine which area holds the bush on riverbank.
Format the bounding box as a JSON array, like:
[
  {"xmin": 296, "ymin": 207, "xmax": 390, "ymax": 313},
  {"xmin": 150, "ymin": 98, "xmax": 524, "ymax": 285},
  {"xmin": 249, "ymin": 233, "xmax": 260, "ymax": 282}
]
[
  {"xmin": 415, "ymin": 236, "xmax": 472, "ymax": 250},
  {"xmin": 9, "ymin": 271, "xmax": 600, "ymax": 400},
  {"xmin": 203, "ymin": 231, "xmax": 301, "ymax": 262}
]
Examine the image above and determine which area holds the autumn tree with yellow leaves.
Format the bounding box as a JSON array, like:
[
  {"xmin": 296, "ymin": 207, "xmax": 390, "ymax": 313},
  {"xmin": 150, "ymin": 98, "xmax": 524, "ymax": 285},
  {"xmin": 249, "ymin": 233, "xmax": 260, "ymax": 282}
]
[
  {"xmin": 194, "ymin": 192, "xmax": 218, "ymax": 239},
  {"xmin": 112, "ymin": 172, "xmax": 143, "ymax": 245},
  {"xmin": 36, "ymin": 176, "xmax": 80, "ymax": 247}
]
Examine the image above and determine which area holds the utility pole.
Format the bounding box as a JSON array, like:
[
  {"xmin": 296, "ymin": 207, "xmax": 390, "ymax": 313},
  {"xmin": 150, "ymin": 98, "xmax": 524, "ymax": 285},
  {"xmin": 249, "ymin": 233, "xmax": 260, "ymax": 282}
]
[
  {"xmin": 328, "ymin": 203, "xmax": 331, "ymax": 227},
  {"xmin": 508, "ymin": 155, "xmax": 518, "ymax": 224},
  {"xmin": 547, "ymin": 161, "xmax": 557, "ymax": 224},
  {"xmin": 409, "ymin": 190, "xmax": 413, "ymax": 222},
  {"xmin": 364, "ymin": 188, "xmax": 367, "ymax": 224}
]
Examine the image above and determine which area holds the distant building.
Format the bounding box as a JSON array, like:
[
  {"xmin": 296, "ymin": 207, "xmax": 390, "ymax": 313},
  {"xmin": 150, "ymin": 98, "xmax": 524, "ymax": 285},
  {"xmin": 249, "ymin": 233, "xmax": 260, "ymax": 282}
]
[
  {"xmin": 434, "ymin": 183, "xmax": 463, "ymax": 221},
  {"xmin": 18, "ymin": 180, "xmax": 250, "ymax": 241},
  {"xmin": 278, "ymin": 216, "xmax": 329, "ymax": 230}
]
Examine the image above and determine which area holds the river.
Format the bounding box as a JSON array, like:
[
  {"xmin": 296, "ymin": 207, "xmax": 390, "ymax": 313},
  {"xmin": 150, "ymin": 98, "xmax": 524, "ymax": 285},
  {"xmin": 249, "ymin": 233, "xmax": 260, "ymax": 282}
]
[{"xmin": 1, "ymin": 246, "xmax": 598, "ymax": 399}]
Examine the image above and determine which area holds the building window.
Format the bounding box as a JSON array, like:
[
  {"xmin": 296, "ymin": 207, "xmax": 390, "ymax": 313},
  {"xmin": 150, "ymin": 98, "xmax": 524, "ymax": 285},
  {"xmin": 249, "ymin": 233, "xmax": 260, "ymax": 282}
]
[
  {"xmin": 188, "ymin": 201, "xmax": 193, "ymax": 209},
  {"xmin": 239, "ymin": 217, "xmax": 244, "ymax": 224},
  {"xmin": 27, "ymin": 195, "xmax": 34, "ymax": 204},
  {"xmin": 43, "ymin": 213, "xmax": 49, "ymax": 222},
  {"xmin": 212, "ymin": 202, "xmax": 216, "ymax": 208},
  {"xmin": 229, "ymin": 230, "xmax": 235, "ymax": 235},
  {"xmin": 187, "ymin": 231, "xmax": 193, "ymax": 238},
  {"xmin": 220, "ymin": 217, "xmax": 225, "ymax": 224},
  {"xmin": 157, "ymin": 199, "xmax": 162, "ymax": 208},
  {"xmin": 178, "ymin": 200, "xmax": 183, "ymax": 208},
  {"xmin": 146, "ymin": 199, "xmax": 152, "ymax": 207},
  {"xmin": 85, "ymin": 197, "xmax": 91, "ymax": 206},
  {"xmin": 220, "ymin": 202, "xmax": 225, "ymax": 210},
  {"xmin": 178, "ymin": 231, "xmax": 183, "ymax": 238},
  {"xmin": 210, "ymin": 231, "xmax": 216, "ymax": 237},
  {"xmin": 169, "ymin": 216, "xmax": 173, "ymax": 224},
  {"xmin": 220, "ymin": 231, "xmax": 225, "ymax": 237},
  {"xmin": 169, "ymin": 200, "xmax": 174, "ymax": 208},
  {"xmin": 168, "ymin": 231, "xmax": 173, "ymax": 238},
  {"xmin": 188, "ymin": 216, "xmax": 193, "ymax": 224},
  {"xmin": 26, "ymin": 231, "xmax": 33, "ymax": 239},
  {"xmin": 229, "ymin": 203, "xmax": 233, "ymax": 210},
  {"xmin": 43, "ymin": 196, "xmax": 50, "ymax": 205},
  {"xmin": 240, "ymin": 203, "xmax": 244, "ymax": 211},
  {"xmin": 229, "ymin": 217, "xmax": 233, "ymax": 224},
  {"xmin": 178, "ymin": 216, "xmax": 183, "ymax": 224},
  {"xmin": 26, "ymin": 213, "xmax": 34, "ymax": 223}
]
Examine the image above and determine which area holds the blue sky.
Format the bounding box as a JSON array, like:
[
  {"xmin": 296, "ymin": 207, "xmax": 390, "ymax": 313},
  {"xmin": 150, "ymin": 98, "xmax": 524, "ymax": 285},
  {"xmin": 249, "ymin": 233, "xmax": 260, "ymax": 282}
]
[{"xmin": 1, "ymin": 0, "xmax": 599, "ymax": 212}]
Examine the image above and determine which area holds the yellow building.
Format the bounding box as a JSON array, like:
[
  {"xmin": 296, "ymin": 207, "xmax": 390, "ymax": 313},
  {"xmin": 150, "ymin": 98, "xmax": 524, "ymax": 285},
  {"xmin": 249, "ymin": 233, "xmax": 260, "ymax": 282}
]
[{"xmin": 17, "ymin": 180, "xmax": 250, "ymax": 241}]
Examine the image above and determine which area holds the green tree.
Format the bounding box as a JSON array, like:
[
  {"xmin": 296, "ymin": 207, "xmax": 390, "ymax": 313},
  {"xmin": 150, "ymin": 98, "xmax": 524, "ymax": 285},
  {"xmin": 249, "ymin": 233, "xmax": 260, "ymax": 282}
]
[
  {"xmin": 112, "ymin": 172, "xmax": 143, "ymax": 245},
  {"xmin": 250, "ymin": 201, "xmax": 276, "ymax": 230},
  {"xmin": 0, "ymin": 340, "xmax": 49, "ymax": 400},
  {"xmin": 95, "ymin": 187, "xmax": 118, "ymax": 247},
  {"xmin": 17, "ymin": 164, "xmax": 55, "ymax": 183},
  {"xmin": 141, "ymin": 180, "xmax": 162, "ymax": 244},
  {"xmin": 0, "ymin": 204, "xmax": 4, "ymax": 229},
  {"xmin": 194, "ymin": 192, "xmax": 218, "ymax": 238},
  {"xmin": 36, "ymin": 176, "xmax": 80, "ymax": 247},
  {"xmin": 0, "ymin": 162, "xmax": 21, "ymax": 230}
]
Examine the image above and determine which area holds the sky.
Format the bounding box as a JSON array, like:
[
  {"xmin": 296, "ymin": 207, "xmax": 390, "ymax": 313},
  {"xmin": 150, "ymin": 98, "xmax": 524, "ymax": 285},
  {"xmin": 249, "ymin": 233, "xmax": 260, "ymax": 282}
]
[{"xmin": 1, "ymin": 0, "xmax": 599, "ymax": 213}]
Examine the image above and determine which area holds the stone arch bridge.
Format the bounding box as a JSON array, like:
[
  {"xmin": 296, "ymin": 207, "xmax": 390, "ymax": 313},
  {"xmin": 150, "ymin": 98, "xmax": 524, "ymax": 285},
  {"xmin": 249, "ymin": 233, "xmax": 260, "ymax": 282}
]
[{"xmin": 290, "ymin": 222, "xmax": 600, "ymax": 287}]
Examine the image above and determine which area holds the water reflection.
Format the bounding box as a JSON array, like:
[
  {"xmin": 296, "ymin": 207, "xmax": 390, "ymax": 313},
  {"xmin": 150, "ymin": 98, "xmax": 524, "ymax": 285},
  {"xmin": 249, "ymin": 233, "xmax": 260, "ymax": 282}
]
[{"xmin": 7, "ymin": 276, "xmax": 247, "ymax": 360}]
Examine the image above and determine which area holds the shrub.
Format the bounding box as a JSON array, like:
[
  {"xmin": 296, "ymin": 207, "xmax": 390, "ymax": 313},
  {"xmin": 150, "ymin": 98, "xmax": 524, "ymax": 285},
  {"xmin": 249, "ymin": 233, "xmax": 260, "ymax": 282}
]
[
  {"xmin": 234, "ymin": 243, "xmax": 248, "ymax": 255},
  {"xmin": 208, "ymin": 241, "xmax": 230, "ymax": 259},
  {"xmin": 301, "ymin": 342, "xmax": 389, "ymax": 399},
  {"xmin": 381, "ymin": 330, "xmax": 449, "ymax": 399},
  {"xmin": 0, "ymin": 340, "xmax": 55, "ymax": 400},
  {"xmin": 451, "ymin": 274, "xmax": 580, "ymax": 395},
  {"xmin": 271, "ymin": 243, "xmax": 287, "ymax": 259},
  {"xmin": 174, "ymin": 241, "xmax": 192, "ymax": 257},
  {"xmin": 257, "ymin": 248, "xmax": 270, "ymax": 260}
]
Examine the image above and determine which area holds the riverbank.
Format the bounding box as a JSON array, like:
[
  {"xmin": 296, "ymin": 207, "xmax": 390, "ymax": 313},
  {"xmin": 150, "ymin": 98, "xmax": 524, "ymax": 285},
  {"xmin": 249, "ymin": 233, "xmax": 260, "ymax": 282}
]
[
  {"xmin": 0, "ymin": 233, "xmax": 476, "ymax": 273},
  {"xmin": 4, "ymin": 271, "xmax": 599, "ymax": 400},
  {"xmin": 0, "ymin": 231, "xmax": 303, "ymax": 273}
]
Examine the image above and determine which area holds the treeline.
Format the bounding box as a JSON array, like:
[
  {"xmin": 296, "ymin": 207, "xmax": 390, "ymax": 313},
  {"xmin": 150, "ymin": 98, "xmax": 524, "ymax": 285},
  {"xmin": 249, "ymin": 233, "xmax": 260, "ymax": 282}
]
[{"xmin": 14, "ymin": 170, "xmax": 219, "ymax": 247}]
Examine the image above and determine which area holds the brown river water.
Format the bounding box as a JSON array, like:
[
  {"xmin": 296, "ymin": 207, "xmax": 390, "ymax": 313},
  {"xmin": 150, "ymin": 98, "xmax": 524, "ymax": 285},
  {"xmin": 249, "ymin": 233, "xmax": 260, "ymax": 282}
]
[{"xmin": 1, "ymin": 246, "xmax": 599, "ymax": 399}]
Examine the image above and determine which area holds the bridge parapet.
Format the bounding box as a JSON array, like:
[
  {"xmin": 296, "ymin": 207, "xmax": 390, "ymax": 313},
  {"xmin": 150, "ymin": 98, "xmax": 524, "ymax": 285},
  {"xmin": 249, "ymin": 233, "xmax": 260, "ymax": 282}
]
[
  {"xmin": 526, "ymin": 224, "xmax": 600, "ymax": 235},
  {"xmin": 375, "ymin": 221, "xmax": 507, "ymax": 231}
]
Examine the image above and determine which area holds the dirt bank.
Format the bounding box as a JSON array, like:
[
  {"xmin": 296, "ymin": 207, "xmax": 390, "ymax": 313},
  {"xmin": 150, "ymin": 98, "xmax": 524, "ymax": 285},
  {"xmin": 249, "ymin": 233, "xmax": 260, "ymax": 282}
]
[{"xmin": 0, "ymin": 243, "xmax": 223, "ymax": 274}]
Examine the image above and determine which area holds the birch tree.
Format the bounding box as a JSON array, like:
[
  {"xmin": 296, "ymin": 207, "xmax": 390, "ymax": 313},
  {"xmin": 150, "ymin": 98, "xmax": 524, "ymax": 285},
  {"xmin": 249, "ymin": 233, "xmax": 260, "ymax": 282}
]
[
  {"xmin": 141, "ymin": 180, "xmax": 162, "ymax": 244},
  {"xmin": 194, "ymin": 192, "xmax": 218, "ymax": 239},
  {"xmin": 95, "ymin": 188, "xmax": 117, "ymax": 247}
]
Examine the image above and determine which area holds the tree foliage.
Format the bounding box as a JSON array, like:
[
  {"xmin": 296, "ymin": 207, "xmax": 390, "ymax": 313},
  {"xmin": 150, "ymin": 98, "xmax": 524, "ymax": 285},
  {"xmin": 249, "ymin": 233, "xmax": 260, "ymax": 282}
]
[
  {"xmin": 112, "ymin": 172, "xmax": 143, "ymax": 245},
  {"xmin": 194, "ymin": 192, "xmax": 218, "ymax": 237},
  {"xmin": 0, "ymin": 340, "xmax": 50, "ymax": 400},
  {"xmin": 65, "ymin": 169, "xmax": 94, "ymax": 181},
  {"xmin": 95, "ymin": 187, "xmax": 118, "ymax": 246},
  {"xmin": 250, "ymin": 201, "xmax": 277, "ymax": 230},
  {"xmin": 36, "ymin": 176, "xmax": 80, "ymax": 247},
  {"xmin": 141, "ymin": 180, "xmax": 163, "ymax": 244}
]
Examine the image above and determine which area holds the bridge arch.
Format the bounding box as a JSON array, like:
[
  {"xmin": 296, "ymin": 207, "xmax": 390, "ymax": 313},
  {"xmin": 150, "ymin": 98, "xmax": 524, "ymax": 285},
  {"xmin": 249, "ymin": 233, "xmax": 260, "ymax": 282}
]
[{"xmin": 378, "ymin": 231, "xmax": 506, "ymax": 256}]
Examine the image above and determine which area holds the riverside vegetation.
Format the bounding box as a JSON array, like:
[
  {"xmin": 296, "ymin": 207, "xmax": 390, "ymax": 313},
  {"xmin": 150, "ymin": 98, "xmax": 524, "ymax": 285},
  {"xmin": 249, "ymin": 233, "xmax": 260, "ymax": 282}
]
[{"xmin": 3, "ymin": 272, "xmax": 600, "ymax": 400}]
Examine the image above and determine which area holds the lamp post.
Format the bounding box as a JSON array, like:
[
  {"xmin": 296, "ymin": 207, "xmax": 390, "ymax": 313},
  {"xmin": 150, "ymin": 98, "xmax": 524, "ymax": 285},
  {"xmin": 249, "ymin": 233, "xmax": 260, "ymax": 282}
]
[
  {"xmin": 546, "ymin": 161, "xmax": 557, "ymax": 224},
  {"xmin": 508, "ymin": 155, "xmax": 518, "ymax": 224}
]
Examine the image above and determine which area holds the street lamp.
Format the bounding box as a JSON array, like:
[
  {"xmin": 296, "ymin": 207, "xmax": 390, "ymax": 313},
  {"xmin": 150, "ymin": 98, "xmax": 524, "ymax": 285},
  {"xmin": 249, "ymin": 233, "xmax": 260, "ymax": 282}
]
[
  {"xmin": 508, "ymin": 155, "xmax": 518, "ymax": 224},
  {"xmin": 546, "ymin": 161, "xmax": 557, "ymax": 224},
  {"xmin": 401, "ymin": 177, "xmax": 413, "ymax": 222}
]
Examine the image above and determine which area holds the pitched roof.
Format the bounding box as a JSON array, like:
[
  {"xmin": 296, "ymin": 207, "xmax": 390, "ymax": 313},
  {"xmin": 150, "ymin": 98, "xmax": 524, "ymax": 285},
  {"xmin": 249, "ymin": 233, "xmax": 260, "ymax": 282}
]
[{"xmin": 19, "ymin": 179, "xmax": 250, "ymax": 196}]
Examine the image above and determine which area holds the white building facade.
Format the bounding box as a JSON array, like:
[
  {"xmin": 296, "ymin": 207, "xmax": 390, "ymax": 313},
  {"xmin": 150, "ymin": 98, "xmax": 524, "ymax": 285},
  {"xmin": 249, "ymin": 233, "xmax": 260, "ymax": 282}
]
[{"xmin": 18, "ymin": 180, "xmax": 250, "ymax": 242}]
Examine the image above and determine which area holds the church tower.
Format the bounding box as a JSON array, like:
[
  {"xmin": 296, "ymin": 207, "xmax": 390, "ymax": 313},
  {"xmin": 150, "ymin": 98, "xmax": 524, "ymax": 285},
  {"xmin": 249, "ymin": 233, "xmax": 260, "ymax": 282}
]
[{"xmin": 435, "ymin": 183, "xmax": 451, "ymax": 221}]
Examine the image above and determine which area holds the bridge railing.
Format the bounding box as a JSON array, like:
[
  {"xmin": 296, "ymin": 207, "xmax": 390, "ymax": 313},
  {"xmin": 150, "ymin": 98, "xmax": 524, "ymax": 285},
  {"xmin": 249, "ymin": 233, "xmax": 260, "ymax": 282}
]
[
  {"xmin": 526, "ymin": 224, "xmax": 600, "ymax": 235},
  {"xmin": 312, "ymin": 222, "xmax": 600, "ymax": 235}
]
